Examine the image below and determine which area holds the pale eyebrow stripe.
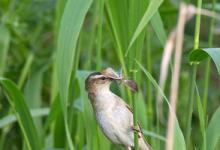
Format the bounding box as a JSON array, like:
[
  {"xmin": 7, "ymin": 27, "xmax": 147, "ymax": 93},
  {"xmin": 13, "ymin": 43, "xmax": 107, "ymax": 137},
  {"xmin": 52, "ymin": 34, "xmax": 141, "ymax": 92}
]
[{"xmin": 91, "ymin": 74, "xmax": 105, "ymax": 79}]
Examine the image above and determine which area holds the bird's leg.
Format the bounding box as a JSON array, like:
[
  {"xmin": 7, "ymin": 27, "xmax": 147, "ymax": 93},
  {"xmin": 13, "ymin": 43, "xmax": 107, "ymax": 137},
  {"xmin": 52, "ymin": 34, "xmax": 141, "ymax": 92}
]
[{"xmin": 126, "ymin": 146, "xmax": 132, "ymax": 150}]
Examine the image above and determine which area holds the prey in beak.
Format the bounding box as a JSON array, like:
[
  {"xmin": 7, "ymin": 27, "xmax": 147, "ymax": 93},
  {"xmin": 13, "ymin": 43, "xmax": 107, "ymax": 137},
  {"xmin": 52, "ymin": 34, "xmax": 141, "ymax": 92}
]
[{"xmin": 100, "ymin": 67, "xmax": 138, "ymax": 92}]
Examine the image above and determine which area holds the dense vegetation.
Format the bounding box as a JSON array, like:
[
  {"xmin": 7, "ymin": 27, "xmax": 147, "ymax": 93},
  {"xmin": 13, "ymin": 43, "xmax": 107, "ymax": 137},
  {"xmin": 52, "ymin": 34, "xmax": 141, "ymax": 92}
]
[{"xmin": 0, "ymin": 0, "xmax": 219, "ymax": 150}]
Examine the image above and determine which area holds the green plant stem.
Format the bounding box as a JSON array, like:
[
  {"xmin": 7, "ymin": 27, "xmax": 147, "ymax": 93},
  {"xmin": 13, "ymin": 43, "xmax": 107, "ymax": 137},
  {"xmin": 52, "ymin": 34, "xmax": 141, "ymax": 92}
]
[
  {"xmin": 85, "ymin": 3, "xmax": 98, "ymax": 69},
  {"xmin": 186, "ymin": 66, "xmax": 196, "ymax": 145},
  {"xmin": 203, "ymin": 0, "xmax": 216, "ymax": 114},
  {"xmin": 96, "ymin": 0, "xmax": 104, "ymax": 70},
  {"xmin": 146, "ymin": 27, "xmax": 153, "ymax": 128},
  {"xmin": 146, "ymin": 26, "xmax": 155, "ymax": 147},
  {"xmin": 185, "ymin": 0, "xmax": 203, "ymax": 147},
  {"xmin": 132, "ymin": 72, "xmax": 139, "ymax": 150},
  {"xmin": 18, "ymin": 53, "xmax": 34, "ymax": 89}
]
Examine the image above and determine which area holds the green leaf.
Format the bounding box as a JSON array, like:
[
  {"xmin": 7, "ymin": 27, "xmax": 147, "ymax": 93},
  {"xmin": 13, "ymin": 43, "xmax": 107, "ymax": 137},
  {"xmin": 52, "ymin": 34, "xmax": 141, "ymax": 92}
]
[
  {"xmin": 150, "ymin": 11, "xmax": 167, "ymax": 46},
  {"xmin": 206, "ymin": 106, "xmax": 220, "ymax": 150},
  {"xmin": 0, "ymin": 25, "xmax": 10, "ymax": 76},
  {"xmin": 0, "ymin": 108, "xmax": 49, "ymax": 129},
  {"xmin": 18, "ymin": 53, "xmax": 34, "ymax": 88},
  {"xmin": 44, "ymin": 95, "xmax": 61, "ymax": 131},
  {"xmin": 0, "ymin": 78, "xmax": 41, "ymax": 150},
  {"xmin": 195, "ymin": 83, "xmax": 206, "ymax": 149},
  {"xmin": 189, "ymin": 48, "xmax": 220, "ymax": 74},
  {"xmin": 142, "ymin": 129, "xmax": 166, "ymax": 141},
  {"xmin": 57, "ymin": 0, "xmax": 93, "ymax": 114},
  {"xmin": 56, "ymin": 0, "xmax": 93, "ymax": 149},
  {"xmin": 127, "ymin": 0, "xmax": 164, "ymax": 51},
  {"xmin": 105, "ymin": 0, "xmax": 128, "ymax": 73},
  {"xmin": 135, "ymin": 60, "xmax": 186, "ymax": 150}
]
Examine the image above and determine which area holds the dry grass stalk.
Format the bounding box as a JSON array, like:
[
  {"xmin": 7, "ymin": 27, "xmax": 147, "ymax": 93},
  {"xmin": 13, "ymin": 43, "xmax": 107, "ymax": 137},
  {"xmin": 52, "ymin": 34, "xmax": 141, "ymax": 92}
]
[
  {"xmin": 157, "ymin": 29, "xmax": 176, "ymax": 123},
  {"xmin": 165, "ymin": 3, "xmax": 188, "ymax": 150}
]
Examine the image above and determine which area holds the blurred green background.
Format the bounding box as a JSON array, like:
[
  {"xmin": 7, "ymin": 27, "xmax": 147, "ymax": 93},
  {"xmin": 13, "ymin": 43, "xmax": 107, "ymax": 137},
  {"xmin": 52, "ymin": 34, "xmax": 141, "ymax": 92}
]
[{"xmin": 0, "ymin": 0, "xmax": 220, "ymax": 150}]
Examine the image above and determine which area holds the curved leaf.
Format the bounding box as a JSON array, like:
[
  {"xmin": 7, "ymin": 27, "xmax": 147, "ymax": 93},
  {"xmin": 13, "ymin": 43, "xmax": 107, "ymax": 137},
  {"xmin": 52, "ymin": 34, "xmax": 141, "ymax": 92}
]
[
  {"xmin": 0, "ymin": 108, "xmax": 49, "ymax": 128},
  {"xmin": 150, "ymin": 12, "xmax": 167, "ymax": 46},
  {"xmin": 56, "ymin": 0, "xmax": 93, "ymax": 149},
  {"xmin": 127, "ymin": 0, "xmax": 164, "ymax": 51},
  {"xmin": 206, "ymin": 106, "xmax": 220, "ymax": 150},
  {"xmin": 0, "ymin": 78, "xmax": 41, "ymax": 150},
  {"xmin": 189, "ymin": 48, "xmax": 220, "ymax": 74},
  {"xmin": 135, "ymin": 60, "xmax": 186, "ymax": 150}
]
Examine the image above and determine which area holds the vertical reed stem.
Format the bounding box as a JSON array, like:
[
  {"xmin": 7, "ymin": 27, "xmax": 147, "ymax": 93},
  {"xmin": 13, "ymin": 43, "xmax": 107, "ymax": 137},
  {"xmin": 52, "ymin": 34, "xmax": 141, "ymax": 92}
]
[
  {"xmin": 146, "ymin": 27, "xmax": 153, "ymax": 127},
  {"xmin": 203, "ymin": 0, "xmax": 216, "ymax": 114},
  {"xmin": 185, "ymin": 0, "xmax": 203, "ymax": 147},
  {"xmin": 132, "ymin": 71, "xmax": 139, "ymax": 150},
  {"xmin": 96, "ymin": 0, "xmax": 104, "ymax": 70},
  {"xmin": 166, "ymin": 3, "xmax": 187, "ymax": 150}
]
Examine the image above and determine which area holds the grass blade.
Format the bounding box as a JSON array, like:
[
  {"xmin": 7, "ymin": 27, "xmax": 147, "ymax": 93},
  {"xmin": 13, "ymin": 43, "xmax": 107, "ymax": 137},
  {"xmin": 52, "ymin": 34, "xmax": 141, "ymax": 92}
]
[
  {"xmin": 56, "ymin": 0, "xmax": 93, "ymax": 149},
  {"xmin": 142, "ymin": 130, "xmax": 166, "ymax": 142},
  {"xmin": 44, "ymin": 96, "xmax": 61, "ymax": 131},
  {"xmin": 57, "ymin": 0, "xmax": 93, "ymax": 113},
  {"xmin": 0, "ymin": 78, "xmax": 41, "ymax": 150},
  {"xmin": 18, "ymin": 53, "xmax": 34, "ymax": 88},
  {"xmin": 127, "ymin": 0, "xmax": 163, "ymax": 52},
  {"xmin": 105, "ymin": 0, "xmax": 128, "ymax": 74},
  {"xmin": 186, "ymin": 0, "xmax": 203, "ymax": 147},
  {"xmin": 189, "ymin": 48, "xmax": 220, "ymax": 75},
  {"xmin": 0, "ymin": 25, "xmax": 10, "ymax": 76},
  {"xmin": 195, "ymin": 83, "xmax": 206, "ymax": 149},
  {"xmin": 150, "ymin": 12, "xmax": 167, "ymax": 46},
  {"xmin": 206, "ymin": 106, "xmax": 220, "ymax": 150},
  {"xmin": 0, "ymin": 108, "xmax": 49, "ymax": 129},
  {"xmin": 135, "ymin": 60, "xmax": 186, "ymax": 150}
]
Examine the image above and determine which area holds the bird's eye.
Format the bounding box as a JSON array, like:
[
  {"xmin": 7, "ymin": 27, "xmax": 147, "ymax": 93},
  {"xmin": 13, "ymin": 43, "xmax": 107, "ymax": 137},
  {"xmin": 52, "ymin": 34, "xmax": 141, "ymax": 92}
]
[{"xmin": 100, "ymin": 77, "xmax": 106, "ymax": 80}]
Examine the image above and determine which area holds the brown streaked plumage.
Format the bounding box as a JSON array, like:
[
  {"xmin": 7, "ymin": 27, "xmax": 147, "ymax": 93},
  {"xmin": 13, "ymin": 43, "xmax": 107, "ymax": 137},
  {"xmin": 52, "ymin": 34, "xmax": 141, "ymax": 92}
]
[{"xmin": 85, "ymin": 68, "xmax": 152, "ymax": 150}]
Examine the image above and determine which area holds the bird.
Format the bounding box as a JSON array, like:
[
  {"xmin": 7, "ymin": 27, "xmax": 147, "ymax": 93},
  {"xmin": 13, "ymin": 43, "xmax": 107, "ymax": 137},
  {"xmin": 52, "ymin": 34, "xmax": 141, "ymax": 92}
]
[{"xmin": 85, "ymin": 67, "xmax": 151, "ymax": 150}]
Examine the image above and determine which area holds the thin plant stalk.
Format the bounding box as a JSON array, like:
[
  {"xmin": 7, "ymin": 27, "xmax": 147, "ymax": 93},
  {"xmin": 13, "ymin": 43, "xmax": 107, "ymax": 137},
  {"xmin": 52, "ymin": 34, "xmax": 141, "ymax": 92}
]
[
  {"xmin": 132, "ymin": 71, "xmax": 139, "ymax": 150},
  {"xmin": 96, "ymin": 0, "xmax": 104, "ymax": 70},
  {"xmin": 185, "ymin": 0, "xmax": 203, "ymax": 147},
  {"xmin": 166, "ymin": 3, "xmax": 187, "ymax": 150},
  {"xmin": 146, "ymin": 27, "xmax": 153, "ymax": 127},
  {"xmin": 85, "ymin": 2, "xmax": 99, "ymax": 69},
  {"xmin": 157, "ymin": 29, "xmax": 176, "ymax": 123},
  {"xmin": 145, "ymin": 26, "xmax": 156, "ymax": 148},
  {"xmin": 203, "ymin": 0, "xmax": 216, "ymax": 114},
  {"xmin": 18, "ymin": 53, "xmax": 34, "ymax": 89}
]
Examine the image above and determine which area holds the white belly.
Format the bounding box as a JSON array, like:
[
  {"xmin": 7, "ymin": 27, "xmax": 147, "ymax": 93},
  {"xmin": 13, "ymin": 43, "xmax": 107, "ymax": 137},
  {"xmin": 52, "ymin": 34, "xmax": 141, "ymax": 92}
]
[{"xmin": 95, "ymin": 103, "xmax": 134, "ymax": 146}]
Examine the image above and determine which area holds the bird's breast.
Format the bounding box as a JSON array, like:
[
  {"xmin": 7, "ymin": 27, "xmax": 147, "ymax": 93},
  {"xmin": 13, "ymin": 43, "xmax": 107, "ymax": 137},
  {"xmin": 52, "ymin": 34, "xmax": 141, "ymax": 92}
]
[
  {"xmin": 91, "ymin": 92, "xmax": 116, "ymax": 110},
  {"xmin": 94, "ymin": 98, "xmax": 134, "ymax": 146}
]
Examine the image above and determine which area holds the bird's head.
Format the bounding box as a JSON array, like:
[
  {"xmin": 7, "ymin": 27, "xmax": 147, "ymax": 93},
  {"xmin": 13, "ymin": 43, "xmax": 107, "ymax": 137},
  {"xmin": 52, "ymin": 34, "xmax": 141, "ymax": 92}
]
[
  {"xmin": 85, "ymin": 67, "xmax": 138, "ymax": 93},
  {"xmin": 85, "ymin": 68, "xmax": 120, "ymax": 93}
]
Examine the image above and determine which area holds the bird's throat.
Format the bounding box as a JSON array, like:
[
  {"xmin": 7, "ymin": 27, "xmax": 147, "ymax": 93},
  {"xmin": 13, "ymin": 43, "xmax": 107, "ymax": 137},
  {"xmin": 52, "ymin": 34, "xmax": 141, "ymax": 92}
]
[{"xmin": 90, "ymin": 88, "xmax": 115, "ymax": 111}]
